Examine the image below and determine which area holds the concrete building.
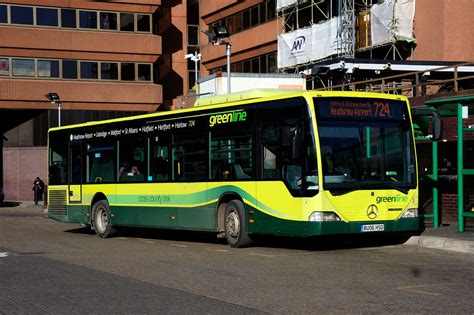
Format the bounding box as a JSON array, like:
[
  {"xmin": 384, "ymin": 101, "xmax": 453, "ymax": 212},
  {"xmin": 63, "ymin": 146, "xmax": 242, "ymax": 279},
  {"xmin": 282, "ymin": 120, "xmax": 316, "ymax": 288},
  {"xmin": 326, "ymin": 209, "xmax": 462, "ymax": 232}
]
[{"xmin": 0, "ymin": 0, "xmax": 163, "ymax": 200}]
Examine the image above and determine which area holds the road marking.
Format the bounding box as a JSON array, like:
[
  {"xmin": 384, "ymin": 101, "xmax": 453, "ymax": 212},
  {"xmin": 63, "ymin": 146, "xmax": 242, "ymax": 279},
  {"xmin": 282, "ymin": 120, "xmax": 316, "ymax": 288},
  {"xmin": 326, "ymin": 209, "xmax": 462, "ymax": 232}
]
[
  {"xmin": 0, "ymin": 252, "xmax": 9, "ymax": 258},
  {"xmin": 143, "ymin": 240, "xmax": 155, "ymax": 244},
  {"xmin": 248, "ymin": 253, "xmax": 276, "ymax": 258},
  {"xmin": 397, "ymin": 283, "xmax": 458, "ymax": 296},
  {"xmin": 205, "ymin": 249, "xmax": 229, "ymax": 252},
  {"xmin": 171, "ymin": 244, "xmax": 189, "ymax": 248}
]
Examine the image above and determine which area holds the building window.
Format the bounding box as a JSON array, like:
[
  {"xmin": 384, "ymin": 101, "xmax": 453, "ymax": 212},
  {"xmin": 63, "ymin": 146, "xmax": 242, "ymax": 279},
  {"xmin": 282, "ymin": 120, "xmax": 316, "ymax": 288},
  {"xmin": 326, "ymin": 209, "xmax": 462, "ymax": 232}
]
[
  {"xmin": 120, "ymin": 13, "xmax": 134, "ymax": 32},
  {"xmin": 188, "ymin": 25, "xmax": 199, "ymax": 46},
  {"xmin": 80, "ymin": 61, "xmax": 99, "ymax": 79},
  {"xmin": 121, "ymin": 63, "xmax": 135, "ymax": 81},
  {"xmin": 62, "ymin": 60, "xmax": 77, "ymax": 79},
  {"xmin": 2, "ymin": 56, "xmax": 152, "ymax": 82},
  {"xmin": 0, "ymin": 58, "xmax": 9, "ymax": 76},
  {"xmin": 101, "ymin": 62, "xmax": 119, "ymax": 80},
  {"xmin": 36, "ymin": 7, "xmax": 58, "ymax": 27},
  {"xmin": 100, "ymin": 12, "xmax": 117, "ymax": 30},
  {"xmin": 267, "ymin": 0, "xmax": 276, "ymax": 20},
  {"xmin": 211, "ymin": 0, "xmax": 276, "ymax": 36},
  {"xmin": 0, "ymin": 5, "xmax": 7, "ymax": 23},
  {"xmin": 211, "ymin": 52, "xmax": 277, "ymax": 74},
  {"xmin": 188, "ymin": 70, "xmax": 199, "ymax": 90},
  {"xmin": 242, "ymin": 9, "xmax": 250, "ymax": 29},
  {"xmin": 137, "ymin": 14, "xmax": 150, "ymax": 32},
  {"xmin": 61, "ymin": 9, "xmax": 76, "ymax": 28},
  {"xmin": 137, "ymin": 64, "xmax": 151, "ymax": 81},
  {"xmin": 1, "ymin": 5, "xmax": 152, "ymax": 33},
  {"xmin": 12, "ymin": 58, "xmax": 35, "ymax": 77},
  {"xmin": 38, "ymin": 60, "xmax": 60, "ymax": 78},
  {"xmin": 11, "ymin": 6, "xmax": 33, "ymax": 25},
  {"xmin": 268, "ymin": 53, "xmax": 277, "ymax": 72},
  {"xmin": 251, "ymin": 58, "xmax": 259, "ymax": 73},
  {"xmin": 250, "ymin": 6, "xmax": 259, "ymax": 27},
  {"xmin": 79, "ymin": 10, "xmax": 97, "ymax": 29}
]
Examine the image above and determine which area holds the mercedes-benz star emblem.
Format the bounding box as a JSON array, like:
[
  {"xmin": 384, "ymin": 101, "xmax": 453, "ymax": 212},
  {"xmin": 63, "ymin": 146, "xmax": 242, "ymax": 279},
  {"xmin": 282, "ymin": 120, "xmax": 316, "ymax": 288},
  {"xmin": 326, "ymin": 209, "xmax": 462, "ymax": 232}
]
[{"xmin": 366, "ymin": 204, "xmax": 378, "ymax": 219}]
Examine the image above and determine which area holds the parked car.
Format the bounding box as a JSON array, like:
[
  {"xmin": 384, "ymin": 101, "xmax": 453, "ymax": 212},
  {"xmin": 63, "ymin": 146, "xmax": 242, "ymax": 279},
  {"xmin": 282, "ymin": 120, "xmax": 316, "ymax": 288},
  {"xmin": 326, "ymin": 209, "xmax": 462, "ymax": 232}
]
[{"xmin": 0, "ymin": 185, "xmax": 4, "ymax": 205}]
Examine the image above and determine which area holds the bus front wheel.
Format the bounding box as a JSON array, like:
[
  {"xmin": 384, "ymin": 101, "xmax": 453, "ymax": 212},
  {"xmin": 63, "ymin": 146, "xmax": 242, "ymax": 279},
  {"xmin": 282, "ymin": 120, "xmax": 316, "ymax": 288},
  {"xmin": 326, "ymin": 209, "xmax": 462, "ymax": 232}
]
[
  {"xmin": 92, "ymin": 200, "xmax": 117, "ymax": 238},
  {"xmin": 224, "ymin": 200, "xmax": 252, "ymax": 248}
]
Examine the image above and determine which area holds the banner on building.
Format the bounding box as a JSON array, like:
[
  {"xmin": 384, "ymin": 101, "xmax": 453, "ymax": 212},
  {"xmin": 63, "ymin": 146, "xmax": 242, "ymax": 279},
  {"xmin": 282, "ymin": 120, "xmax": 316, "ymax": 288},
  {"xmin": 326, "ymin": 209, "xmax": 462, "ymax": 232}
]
[
  {"xmin": 371, "ymin": 0, "xmax": 415, "ymax": 46},
  {"xmin": 277, "ymin": 0, "xmax": 298, "ymax": 11},
  {"xmin": 278, "ymin": 27, "xmax": 312, "ymax": 68},
  {"xmin": 278, "ymin": 18, "xmax": 338, "ymax": 69},
  {"xmin": 311, "ymin": 18, "xmax": 338, "ymax": 63}
]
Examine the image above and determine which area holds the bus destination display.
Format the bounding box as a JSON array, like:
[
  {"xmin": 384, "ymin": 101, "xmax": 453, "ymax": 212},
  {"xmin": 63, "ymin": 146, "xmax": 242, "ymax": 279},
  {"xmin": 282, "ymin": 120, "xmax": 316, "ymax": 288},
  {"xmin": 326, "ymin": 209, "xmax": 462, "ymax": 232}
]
[{"xmin": 316, "ymin": 98, "xmax": 406, "ymax": 120}]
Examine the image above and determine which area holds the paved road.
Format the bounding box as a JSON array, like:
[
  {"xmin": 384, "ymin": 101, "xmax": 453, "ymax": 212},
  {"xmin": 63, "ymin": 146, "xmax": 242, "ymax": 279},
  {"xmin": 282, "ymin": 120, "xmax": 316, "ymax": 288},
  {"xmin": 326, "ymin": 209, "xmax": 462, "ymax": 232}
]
[{"xmin": 1, "ymin": 206, "xmax": 474, "ymax": 313}]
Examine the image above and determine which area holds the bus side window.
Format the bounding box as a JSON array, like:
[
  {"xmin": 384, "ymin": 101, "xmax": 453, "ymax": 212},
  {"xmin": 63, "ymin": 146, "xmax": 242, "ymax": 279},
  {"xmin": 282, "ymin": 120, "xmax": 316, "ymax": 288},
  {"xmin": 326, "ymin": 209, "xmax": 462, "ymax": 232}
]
[
  {"xmin": 88, "ymin": 149, "xmax": 115, "ymax": 183},
  {"xmin": 49, "ymin": 132, "xmax": 68, "ymax": 185},
  {"xmin": 210, "ymin": 114, "xmax": 254, "ymax": 181},
  {"xmin": 172, "ymin": 132, "xmax": 206, "ymax": 181},
  {"xmin": 149, "ymin": 135, "xmax": 169, "ymax": 181},
  {"xmin": 118, "ymin": 137, "xmax": 145, "ymax": 182}
]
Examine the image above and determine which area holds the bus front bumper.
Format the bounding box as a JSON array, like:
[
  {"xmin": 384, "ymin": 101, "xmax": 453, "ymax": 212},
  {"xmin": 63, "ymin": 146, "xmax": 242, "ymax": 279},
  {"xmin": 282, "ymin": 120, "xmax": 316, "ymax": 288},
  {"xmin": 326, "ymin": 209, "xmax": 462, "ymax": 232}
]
[{"xmin": 249, "ymin": 217, "xmax": 420, "ymax": 237}]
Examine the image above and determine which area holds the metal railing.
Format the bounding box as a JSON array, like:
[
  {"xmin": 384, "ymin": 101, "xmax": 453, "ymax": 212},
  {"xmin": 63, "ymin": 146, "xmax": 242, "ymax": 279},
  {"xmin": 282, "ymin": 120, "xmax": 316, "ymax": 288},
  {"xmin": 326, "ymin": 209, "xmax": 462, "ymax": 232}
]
[{"xmin": 315, "ymin": 62, "xmax": 474, "ymax": 97}]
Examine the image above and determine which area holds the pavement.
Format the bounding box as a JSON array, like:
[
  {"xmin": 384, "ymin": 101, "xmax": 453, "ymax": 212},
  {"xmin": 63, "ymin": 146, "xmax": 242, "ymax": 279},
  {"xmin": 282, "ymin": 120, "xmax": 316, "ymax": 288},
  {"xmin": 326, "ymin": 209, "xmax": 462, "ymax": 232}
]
[
  {"xmin": 407, "ymin": 221, "xmax": 474, "ymax": 254},
  {"xmin": 3, "ymin": 200, "xmax": 474, "ymax": 254}
]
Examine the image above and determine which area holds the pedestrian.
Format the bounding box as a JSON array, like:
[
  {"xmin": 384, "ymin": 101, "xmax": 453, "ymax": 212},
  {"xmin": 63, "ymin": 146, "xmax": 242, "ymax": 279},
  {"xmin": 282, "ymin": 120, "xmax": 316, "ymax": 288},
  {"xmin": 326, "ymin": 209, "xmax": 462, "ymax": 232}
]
[{"xmin": 32, "ymin": 177, "xmax": 45, "ymax": 205}]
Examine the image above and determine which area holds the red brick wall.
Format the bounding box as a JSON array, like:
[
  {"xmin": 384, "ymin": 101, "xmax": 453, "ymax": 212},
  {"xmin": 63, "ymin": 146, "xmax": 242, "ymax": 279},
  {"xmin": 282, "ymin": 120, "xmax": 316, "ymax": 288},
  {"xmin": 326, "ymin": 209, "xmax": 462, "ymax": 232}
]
[{"xmin": 3, "ymin": 147, "xmax": 47, "ymax": 201}]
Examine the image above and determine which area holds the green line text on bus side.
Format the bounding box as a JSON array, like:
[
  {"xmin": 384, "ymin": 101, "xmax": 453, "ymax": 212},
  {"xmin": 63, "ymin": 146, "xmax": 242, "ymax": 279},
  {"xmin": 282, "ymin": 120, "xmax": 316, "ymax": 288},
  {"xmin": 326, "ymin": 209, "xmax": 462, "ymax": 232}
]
[{"xmin": 209, "ymin": 110, "xmax": 247, "ymax": 127}]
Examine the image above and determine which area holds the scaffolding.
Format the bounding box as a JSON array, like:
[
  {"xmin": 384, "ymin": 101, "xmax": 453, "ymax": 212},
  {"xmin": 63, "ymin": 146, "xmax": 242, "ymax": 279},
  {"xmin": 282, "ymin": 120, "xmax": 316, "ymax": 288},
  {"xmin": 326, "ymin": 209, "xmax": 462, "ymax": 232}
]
[
  {"xmin": 276, "ymin": 0, "xmax": 415, "ymax": 73},
  {"xmin": 338, "ymin": 0, "xmax": 356, "ymax": 58}
]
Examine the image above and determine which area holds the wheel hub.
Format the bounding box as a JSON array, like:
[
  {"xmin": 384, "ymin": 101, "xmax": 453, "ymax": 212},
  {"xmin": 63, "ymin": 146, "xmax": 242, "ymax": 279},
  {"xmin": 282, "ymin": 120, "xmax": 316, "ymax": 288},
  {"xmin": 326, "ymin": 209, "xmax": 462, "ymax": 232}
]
[
  {"xmin": 226, "ymin": 211, "xmax": 240, "ymax": 239},
  {"xmin": 96, "ymin": 207, "xmax": 108, "ymax": 233}
]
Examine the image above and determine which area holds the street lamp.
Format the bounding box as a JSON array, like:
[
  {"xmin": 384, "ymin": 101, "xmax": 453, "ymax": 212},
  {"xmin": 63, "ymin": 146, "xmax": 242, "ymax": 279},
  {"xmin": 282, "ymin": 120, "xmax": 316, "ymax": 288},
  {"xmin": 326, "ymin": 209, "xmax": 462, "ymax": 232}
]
[
  {"xmin": 203, "ymin": 26, "xmax": 232, "ymax": 94},
  {"xmin": 184, "ymin": 51, "xmax": 202, "ymax": 95},
  {"xmin": 44, "ymin": 92, "xmax": 61, "ymax": 127}
]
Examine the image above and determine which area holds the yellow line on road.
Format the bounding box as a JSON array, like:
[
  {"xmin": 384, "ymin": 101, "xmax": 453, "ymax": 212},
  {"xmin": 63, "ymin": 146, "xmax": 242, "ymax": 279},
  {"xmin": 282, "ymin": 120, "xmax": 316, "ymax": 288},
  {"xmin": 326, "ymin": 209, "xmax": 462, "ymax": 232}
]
[
  {"xmin": 248, "ymin": 253, "xmax": 276, "ymax": 258},
  {"xmin": 397, "ymin": 283, "xmax": 458, "ymax": 296}
]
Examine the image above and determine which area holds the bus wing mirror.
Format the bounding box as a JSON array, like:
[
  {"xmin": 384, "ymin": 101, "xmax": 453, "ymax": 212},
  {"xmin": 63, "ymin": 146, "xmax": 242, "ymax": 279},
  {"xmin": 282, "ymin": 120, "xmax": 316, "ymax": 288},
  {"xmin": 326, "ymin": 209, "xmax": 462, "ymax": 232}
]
[{"xmin": 411, "ymin": 108, "xmax": 443, "ymax": 141}]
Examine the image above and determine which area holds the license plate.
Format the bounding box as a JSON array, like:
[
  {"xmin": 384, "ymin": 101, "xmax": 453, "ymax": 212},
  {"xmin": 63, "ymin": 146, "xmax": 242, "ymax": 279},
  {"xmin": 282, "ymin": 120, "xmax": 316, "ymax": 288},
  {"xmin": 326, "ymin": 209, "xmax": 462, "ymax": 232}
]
[{"xmin": 361, "ymin": 224, "xmax": 385, "ymax": 232}]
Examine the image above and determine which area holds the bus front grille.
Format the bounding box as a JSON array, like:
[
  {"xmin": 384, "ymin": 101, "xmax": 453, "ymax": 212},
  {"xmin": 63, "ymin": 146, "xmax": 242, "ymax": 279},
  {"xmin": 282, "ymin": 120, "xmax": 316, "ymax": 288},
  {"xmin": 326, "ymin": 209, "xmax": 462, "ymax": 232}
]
[{"xmin": 48, "ymin": 190, "xmax": 67, "ymax": 216}]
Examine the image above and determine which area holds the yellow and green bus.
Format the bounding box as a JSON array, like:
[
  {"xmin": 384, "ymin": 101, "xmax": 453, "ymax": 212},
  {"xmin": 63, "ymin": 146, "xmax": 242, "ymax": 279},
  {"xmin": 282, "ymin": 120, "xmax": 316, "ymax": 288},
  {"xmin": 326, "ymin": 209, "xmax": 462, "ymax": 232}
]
[{"xmin": 48, "ymin": 89, "xmax": 422, "ymax": 247}]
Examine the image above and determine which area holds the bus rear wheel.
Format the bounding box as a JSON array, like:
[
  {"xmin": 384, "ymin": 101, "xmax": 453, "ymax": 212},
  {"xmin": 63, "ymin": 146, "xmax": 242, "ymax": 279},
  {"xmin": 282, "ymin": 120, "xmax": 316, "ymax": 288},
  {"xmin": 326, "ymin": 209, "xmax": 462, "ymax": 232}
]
[
  {"xmin": 224, "ymin": 200, "xmax": 252, "ymax": 248},
  {"xmin": 93, "ymin": 200, "xmax": 116, "ymax": 238}
]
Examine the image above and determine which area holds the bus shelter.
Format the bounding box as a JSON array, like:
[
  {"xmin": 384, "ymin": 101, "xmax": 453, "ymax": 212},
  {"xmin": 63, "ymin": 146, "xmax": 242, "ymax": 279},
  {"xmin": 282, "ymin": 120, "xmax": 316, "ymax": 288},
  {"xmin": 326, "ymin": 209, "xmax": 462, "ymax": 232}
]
[{"xmin": 422, "ymin": 95, "xmax": 474, "ymax": 232}]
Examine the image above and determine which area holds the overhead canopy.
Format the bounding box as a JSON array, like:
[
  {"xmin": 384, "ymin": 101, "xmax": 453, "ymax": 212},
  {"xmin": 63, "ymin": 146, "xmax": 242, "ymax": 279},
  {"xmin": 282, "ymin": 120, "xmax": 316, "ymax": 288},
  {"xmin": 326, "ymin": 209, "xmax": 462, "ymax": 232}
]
[
  {"xmin": 424, "ymin": 95, "xmax": 474, "ymax": 117},
  {"xmin": 0, "ymin": 109, "xmax": 46, "ymax": 134}
]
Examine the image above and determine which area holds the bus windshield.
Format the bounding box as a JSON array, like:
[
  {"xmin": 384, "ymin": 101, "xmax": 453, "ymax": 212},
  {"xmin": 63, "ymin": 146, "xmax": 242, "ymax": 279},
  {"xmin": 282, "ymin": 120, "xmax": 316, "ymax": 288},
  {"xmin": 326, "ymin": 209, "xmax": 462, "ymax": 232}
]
[{"xmin": 314, "ymin": 97, "xmax": 416, "ymax": 195}]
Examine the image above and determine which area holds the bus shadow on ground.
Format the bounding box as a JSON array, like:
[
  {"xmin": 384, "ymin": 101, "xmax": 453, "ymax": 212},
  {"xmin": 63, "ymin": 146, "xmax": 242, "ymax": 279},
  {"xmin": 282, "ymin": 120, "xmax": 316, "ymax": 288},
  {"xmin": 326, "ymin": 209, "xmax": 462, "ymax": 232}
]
[
  {"xmin": 0, "ymin": 201, "xmax": 22, "ymax": 208},
  {"xmin": 65, "ymin": 226, "xmax": 413, "ymax": 251},
  {"xmin": 252, "ymin": 233, "xmax": 414, "ymax": 251},
  {"xmin": 65, "ymin": 226, "xmax": 227, "ymax": 245}
]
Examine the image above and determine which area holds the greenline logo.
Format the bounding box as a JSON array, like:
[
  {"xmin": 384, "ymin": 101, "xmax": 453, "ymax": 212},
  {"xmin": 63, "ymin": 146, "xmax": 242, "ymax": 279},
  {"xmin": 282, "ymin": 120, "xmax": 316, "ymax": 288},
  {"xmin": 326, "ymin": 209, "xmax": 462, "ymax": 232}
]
[
  {"xmin": 209, "ymin": 110, "xmax": 247, "ymax": 127},
  {"xmin": 376, "ymin": 195, "xmax": 408, "ymax": 204}
]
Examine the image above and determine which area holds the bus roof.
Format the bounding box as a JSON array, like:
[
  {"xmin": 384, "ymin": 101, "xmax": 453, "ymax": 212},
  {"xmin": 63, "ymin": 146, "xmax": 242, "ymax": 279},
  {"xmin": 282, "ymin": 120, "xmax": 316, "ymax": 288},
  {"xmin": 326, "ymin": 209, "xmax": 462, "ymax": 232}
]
[
  {"xmin": 48, "ymin": 89, "xmax": 407, "ymax": 132},
  {"xmin": 194, "ymin": 89, "xmax": 302, "ymax": 107}
]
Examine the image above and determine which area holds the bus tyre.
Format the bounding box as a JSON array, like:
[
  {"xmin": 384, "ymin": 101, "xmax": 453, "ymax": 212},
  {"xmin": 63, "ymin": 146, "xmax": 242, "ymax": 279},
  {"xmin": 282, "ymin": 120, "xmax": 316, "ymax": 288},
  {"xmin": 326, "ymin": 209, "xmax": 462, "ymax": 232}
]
[
  {"xmin": 93, "ymin": 200, "xmax": 117, "ymax": 238},
  {"xmin": 224, "ymin": 200, "xmax": 252, "ymax": 248}
]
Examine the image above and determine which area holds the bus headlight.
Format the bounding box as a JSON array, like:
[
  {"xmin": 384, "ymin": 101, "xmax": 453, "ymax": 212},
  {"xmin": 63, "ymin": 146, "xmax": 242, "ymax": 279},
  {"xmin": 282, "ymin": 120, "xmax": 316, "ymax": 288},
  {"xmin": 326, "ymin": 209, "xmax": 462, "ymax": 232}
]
[
  {"xmin": 309, "ymin": 211, "xmax": 341, "ymax": 222},
  {"xmin": 401, "ymin": 208, "xmax": 418, "ymax": 218}
]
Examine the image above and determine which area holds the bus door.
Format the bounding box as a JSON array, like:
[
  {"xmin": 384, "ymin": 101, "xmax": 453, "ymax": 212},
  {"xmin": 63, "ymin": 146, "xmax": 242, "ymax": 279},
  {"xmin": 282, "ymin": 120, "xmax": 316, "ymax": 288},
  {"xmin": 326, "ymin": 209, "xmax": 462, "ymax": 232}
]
[{"xmin": 69, "ymin": 141, "xmax": 82, "ymax": 203}]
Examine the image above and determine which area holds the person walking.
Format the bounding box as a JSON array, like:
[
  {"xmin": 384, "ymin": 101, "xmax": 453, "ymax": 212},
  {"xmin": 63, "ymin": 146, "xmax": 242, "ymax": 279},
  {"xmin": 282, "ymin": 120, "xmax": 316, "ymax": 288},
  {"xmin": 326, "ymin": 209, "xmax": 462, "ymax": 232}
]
[{"xmin": 33, "ymin": 177, "xmax": 45, "ymax": 205}]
